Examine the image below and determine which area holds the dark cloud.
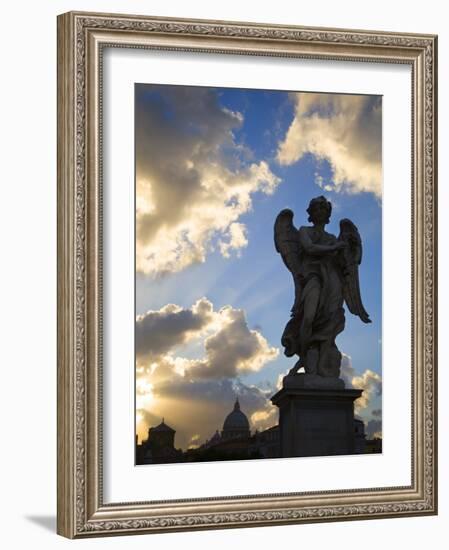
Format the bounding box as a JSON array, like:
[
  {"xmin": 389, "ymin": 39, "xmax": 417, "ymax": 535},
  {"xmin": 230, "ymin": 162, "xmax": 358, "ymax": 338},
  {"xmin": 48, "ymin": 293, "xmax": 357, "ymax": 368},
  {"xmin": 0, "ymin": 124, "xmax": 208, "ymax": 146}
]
[{"xmin": 136, "ymin": 298, "xmax": 213, "ymax": 360}]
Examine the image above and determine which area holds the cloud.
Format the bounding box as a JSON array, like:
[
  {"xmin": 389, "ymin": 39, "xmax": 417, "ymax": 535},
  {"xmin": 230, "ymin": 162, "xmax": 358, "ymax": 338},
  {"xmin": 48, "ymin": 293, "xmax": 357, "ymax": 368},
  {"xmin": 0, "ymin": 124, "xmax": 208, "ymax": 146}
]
[
  {"xmin": 136, "ymin": 299, "xmax": 278, "ymax": 378},
  {"xmin": 219, "ymin": 222, "xmax": 248, "ymax": 258},
  {"xmin": 250, "ymin": 401, "xmax": 279, "ymax": 432},
  {"xmin": 351, "ymin": 369, "xmax": 382, "ymax": 413},
  {"xmin": 136, "ymin": 297, "xmax": 214, "ymax": 361},
  {"xmin": 340, "ymin": 353, "xmax": 382, "ymax": 437},
  {"xmin": 341, "ymin": 353, "xmax": 382, "ymax": 412},
  {"xmin": 366, "ymin": 419, "xmax": 382, "ymax": 439},
  {"xmin": 136, "ymin": 298, "xmax": 279, "ymax": 448},
  {"xmin": 340, "ymin": 352, "xmax": 356, "ymax": 386},
  {"xmin": 277, "ymin": 93, "xmax": 382, "ymax": 197},
  {"xmin": 188, "ymin": 433, "xmax": 202, "ymax": 449},
  {"xmin": 189, "ymin": 306, "xmax": 279, "ymax": 379},
  {"xmin": 136, "ymin": 85, "xmax": 281, "ymax": 276}
]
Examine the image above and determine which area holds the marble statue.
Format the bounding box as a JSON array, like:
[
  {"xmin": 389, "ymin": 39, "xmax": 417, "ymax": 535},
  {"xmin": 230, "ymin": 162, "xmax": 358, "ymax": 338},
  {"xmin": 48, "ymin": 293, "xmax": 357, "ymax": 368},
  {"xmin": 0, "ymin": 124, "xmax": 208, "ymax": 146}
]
[{"xmin": 274, "ymin": 196, "xmax": 371, "ymax": 382}]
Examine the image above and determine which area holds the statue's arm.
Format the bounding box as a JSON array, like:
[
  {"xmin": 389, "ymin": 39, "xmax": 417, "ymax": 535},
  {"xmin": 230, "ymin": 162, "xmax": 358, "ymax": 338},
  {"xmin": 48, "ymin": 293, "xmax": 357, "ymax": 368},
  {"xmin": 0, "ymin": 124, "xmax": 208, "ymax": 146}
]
[{"xmin": 298, "ymin": 227, "xmax": 345, "ymax": 256}]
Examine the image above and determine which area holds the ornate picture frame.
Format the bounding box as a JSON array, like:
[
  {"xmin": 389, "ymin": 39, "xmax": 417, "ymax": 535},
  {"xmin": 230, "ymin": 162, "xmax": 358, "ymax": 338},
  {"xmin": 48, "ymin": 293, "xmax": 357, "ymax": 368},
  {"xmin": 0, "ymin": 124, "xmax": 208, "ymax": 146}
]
[{"xmin": 57, "ymin": 11, "xmax": 437, "ymax": 538}]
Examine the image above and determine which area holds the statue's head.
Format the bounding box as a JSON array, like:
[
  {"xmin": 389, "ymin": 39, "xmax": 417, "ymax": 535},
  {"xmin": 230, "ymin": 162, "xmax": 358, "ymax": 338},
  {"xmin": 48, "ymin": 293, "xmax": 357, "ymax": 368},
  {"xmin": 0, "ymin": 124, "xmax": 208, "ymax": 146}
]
[{"xmin": 307, "ymin": 195, "xmax": 332, "ymax": 225}]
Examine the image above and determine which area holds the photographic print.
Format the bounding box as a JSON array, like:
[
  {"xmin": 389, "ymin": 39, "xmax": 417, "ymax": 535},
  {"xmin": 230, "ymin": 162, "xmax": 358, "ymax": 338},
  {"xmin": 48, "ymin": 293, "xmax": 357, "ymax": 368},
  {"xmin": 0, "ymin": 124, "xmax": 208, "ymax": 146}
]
[
  {"xmin": 134, "ymin": 84, "xmax": 382, "ymax": 465},
  {"xmin": 57, "ymin": 12, "xmax": 437, "ymax": 537}
]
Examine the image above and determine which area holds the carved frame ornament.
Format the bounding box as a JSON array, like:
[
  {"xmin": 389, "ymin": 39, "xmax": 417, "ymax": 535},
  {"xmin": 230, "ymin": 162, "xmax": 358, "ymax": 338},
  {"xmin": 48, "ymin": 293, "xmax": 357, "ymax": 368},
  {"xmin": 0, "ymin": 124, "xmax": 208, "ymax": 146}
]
[{"xmin": 57, "ymin": 11, "xmax": 437, "ymax": 538}]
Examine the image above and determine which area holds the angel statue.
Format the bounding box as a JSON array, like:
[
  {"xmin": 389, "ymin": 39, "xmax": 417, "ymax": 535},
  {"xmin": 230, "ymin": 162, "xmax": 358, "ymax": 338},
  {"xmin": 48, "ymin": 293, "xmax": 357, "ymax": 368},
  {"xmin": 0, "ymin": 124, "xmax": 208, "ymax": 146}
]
[{"xmin": 274, "ymin": 196, "xmax": 371, "ymax": 382}]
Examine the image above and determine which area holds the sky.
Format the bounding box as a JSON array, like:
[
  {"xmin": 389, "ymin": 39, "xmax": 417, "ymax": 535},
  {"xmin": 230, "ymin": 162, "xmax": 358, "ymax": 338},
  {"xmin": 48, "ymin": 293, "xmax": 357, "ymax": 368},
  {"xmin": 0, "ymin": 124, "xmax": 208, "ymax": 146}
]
[{"xmin": 135, "ymin": 83, "xmax": 383, "ymax": 451}]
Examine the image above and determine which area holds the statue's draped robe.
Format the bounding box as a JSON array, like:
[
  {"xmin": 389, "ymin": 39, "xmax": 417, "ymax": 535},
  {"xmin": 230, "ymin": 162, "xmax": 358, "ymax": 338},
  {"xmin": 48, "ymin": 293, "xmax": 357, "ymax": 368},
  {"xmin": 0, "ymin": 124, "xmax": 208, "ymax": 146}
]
[{"xmin": 282, "ymin": 226, "xmax": 345, "ymax": 377}]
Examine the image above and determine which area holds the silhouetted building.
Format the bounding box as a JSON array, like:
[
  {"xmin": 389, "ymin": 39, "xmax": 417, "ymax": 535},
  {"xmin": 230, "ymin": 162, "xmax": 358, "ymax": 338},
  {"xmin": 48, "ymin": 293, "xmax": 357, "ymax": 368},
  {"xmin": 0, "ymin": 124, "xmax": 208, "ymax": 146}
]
[
  {"xmin": 251, "ymin": 425, "xmax": 280, "ymax": 458},
  {"xmin": 203, "ymin": 429, "xmax": 222, "ymax": 449},
  {"xmin": 187, "ymin": 399, "xmax": 254, "ymax": 460},
  {"xmin": 136, "ymin": 399, "xmax": 380, "ymax": 464},
  {"xmin": 354, "ymin": 418, "xmax": 367, "ymax": 453},
  {"xmin": 188, "ymin": 399, "xmax": 279, "ymax": 461},
  {"xmin": 136, "ymin": 419, "xmax": 183, "ymax": 464},
  {"xmin": 221, "ymin": 398, "xmax": 251, "ymax": 440},
  {"xmin": 365, "ymin": 437, "xmax": 382, "ymax": 453}
]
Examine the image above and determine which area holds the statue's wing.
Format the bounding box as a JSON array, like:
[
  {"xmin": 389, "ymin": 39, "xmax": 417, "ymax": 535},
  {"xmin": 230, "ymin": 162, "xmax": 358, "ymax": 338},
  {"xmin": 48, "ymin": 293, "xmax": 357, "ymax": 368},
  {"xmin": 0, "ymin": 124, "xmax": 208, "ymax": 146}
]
[
  {"xmin": 338, "ymin": 218, "xmax": 371, "ymax": 324},
  {"xmin": 274, "ymin": 209, "xmax": 301, "ymax": 275}
]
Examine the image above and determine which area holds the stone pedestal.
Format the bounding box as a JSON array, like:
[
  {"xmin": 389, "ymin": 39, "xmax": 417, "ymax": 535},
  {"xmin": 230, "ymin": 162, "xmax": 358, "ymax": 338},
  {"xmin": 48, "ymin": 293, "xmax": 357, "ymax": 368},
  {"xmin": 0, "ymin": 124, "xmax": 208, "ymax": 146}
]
[{"xmin": 271, "ymin": 375, "xmax": 362, "ymax": 458}]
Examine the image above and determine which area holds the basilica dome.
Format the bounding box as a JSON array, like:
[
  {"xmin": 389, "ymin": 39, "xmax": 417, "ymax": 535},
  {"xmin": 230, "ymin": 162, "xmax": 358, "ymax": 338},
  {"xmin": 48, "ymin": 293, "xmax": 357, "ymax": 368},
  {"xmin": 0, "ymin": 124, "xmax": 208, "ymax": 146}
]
[{"xmin": 222, "ymin": 399, "xmax": 250, "ymax": 432}]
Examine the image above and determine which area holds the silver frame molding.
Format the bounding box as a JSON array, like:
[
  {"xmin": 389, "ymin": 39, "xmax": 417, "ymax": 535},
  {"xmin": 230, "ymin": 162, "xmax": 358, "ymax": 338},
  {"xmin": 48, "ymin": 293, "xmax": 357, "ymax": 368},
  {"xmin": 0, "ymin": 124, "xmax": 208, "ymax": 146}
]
[{"xmin": 57, "ymin": 11, "xmax": 438, "ymax": 538}]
